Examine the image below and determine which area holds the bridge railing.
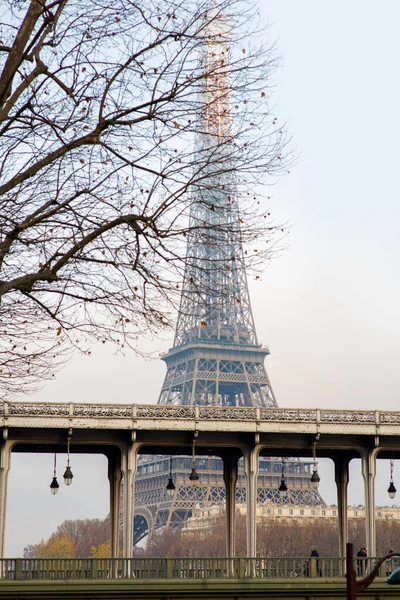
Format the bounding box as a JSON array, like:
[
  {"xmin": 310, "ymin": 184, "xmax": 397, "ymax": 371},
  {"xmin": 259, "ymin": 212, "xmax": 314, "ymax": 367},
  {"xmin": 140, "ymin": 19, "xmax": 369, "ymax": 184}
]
[{"xmin": 0, "ymin": 556, "xmax": 390, "ymax": 580}]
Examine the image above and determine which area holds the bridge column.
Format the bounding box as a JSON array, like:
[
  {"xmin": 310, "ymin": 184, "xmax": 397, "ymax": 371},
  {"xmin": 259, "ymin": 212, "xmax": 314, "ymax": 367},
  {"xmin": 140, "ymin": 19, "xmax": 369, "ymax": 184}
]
[
  {"xmin": 334, "ymin": 456, "xmax": 350, "ymax": 557},
  {"xmin": 108, "ymin": 452, "xmax": 122, "ymax": 558},
  {"xmin": 222, "ymin": 453, "xmax": 239, "ymax": 558},
  {"xmin": 243, "ymin": 445, "xmax": 259, "ymax": 557},
  {"xmin": 0, "ymin": 433, "xmax": 11, "ymax": 558},
  {"xmin": 361, "ymin": 448, "xmax": 377, "ymax": 557},
  {"xmin": 122, "ymin": 439, "xmax": 139, "ymax": 558}
]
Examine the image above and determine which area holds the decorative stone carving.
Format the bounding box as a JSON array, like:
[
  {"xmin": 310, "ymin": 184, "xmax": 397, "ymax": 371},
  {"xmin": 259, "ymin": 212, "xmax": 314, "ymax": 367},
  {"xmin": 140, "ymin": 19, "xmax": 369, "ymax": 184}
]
[
  {"xmin": 380, "ymin": 413, "xmax": 400, "ymax": 424},
  {"xmin": 3, "ymin": 402, "xmax": 400, "ymax": 429},
  {"xmin": 73, "ymin": 405, "xmax": 131, "ymax": 418},
  {"xmin": 136, "ymin": 406, "xmax": 195, "ymax": 419},
  {"xmin": 260, "ymin": 409, "xmax": 317, "ymax": 422},
  {"xmin": 320, "ymin": 411, "xmax": 375, "ymax": 423},
  {"xmin": 8, "ymin": 403, "xmax": 69, "ymax": 416},
  {"xmin": 199, "ymin": 407, "xmax": 257, "ymax": 420}
]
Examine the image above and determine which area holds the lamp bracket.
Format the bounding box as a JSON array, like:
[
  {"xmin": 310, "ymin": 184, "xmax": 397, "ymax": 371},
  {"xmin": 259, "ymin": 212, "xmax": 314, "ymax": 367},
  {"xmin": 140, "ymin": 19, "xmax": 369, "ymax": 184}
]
[{"xmin": 311, "ymin": 437, "xmax": 320, "ymax": 464}]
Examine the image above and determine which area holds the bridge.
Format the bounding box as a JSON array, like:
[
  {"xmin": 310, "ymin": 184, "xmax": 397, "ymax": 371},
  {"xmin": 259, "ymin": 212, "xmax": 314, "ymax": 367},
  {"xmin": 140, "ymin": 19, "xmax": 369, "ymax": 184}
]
[
  {"xmin": 2, "ymin": 401, "xmax": 400, "ymax": 562},
  {"xmin": 0, "ymin": 556, "xmax": 399, "ymax": 599}
]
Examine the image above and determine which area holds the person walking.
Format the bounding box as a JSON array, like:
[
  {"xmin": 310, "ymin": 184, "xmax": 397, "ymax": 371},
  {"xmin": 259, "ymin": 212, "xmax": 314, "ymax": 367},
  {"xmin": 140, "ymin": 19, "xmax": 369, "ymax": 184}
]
[
  {"xmin": 310, "ymin": 546, "xmax": 322, "ymax": 577},
  {"xmin": 310, "ymin": 546, "xmax": 319, "ymax": 558},
  {"xmin": 356, "ymin": 546, "xmax": 367, "ymax": 576}
]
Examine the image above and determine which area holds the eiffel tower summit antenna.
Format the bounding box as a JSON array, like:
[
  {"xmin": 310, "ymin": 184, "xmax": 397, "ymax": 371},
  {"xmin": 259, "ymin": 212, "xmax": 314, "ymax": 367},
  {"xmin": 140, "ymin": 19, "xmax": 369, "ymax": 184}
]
[{"xmin": 158, "ymin": 8, "xmax": 277, "ymax": 408}]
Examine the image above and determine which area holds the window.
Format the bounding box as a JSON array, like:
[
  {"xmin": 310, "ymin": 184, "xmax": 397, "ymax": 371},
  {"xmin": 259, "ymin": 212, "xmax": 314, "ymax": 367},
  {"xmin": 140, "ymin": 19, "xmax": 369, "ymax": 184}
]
[
  {"xmin": 277, "ymin": 509, "xmax": 282, "ymax": 515},
  {"xmin": 300, "ymin": 509, "xmax": 304, "ymax": 516},
  {"xmin": 332, "ymin": 510, "xmax": 337, "ymax": 516},
  {"xmin": 354, "ymin": 511, "xmax": 358, "ymax": 517},
  {"xmin": 322, "ymin": 510, "xmax": 326, "ymax": 516},
  {"xmin": 311, "ymin": 510, "xmax": 315, "ymax": 516},
  {"xmin": 289, "ymin": 509, "xmax": 293, "ymax": 515}
]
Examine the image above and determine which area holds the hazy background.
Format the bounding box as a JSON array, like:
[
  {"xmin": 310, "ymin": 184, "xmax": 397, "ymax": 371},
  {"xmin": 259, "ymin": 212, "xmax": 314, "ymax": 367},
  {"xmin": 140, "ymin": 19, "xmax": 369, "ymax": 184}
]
[{"xmin": 5, "ymin": 0, "xmax": 400, "ymax": 555}]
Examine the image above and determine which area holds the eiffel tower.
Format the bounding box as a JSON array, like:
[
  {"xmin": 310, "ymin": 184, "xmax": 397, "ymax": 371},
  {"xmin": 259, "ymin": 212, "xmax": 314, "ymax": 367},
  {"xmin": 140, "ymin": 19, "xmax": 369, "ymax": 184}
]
[{"xmin": 134, "ymin": 12, "xmax": 322, "ymax": 544}]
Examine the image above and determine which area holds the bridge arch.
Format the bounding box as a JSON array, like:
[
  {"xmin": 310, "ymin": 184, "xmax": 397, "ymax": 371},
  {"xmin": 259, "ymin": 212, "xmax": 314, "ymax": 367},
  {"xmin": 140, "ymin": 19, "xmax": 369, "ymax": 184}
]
[{"xmin": 134, "ymin": 508, "xmax": 154, "ymax": 545}]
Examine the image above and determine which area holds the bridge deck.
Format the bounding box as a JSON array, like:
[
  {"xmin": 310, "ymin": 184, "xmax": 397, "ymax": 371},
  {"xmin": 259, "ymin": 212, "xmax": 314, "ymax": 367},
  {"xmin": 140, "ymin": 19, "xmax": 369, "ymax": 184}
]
[{"xmin": 0, "ymin": 578, "xmax": 395, "ymax": 600}]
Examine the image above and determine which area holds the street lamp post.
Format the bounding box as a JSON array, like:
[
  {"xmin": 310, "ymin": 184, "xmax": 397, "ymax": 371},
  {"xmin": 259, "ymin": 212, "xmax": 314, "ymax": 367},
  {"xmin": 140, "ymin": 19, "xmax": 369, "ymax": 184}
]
[
  {"xmin": 63, "ymin": 433, "xmax": 73, "ymax": 486},
  {"xmin": 166, "ymin": 456, "xmax": 176, "ymax": 496},
  {"xmin": 50, "ymin": 453, "xmax": 59, "ymax": 495},
  {"xmin": 346, "ymin": 542, "xmax": 400, "ymax": 600},
  {"xmin": 188, "ymin": 436, "xmax": 199, "ymax": 485},
  {"xmin": 278, "ymin": 457, "xmax": 288, "ymax": 497}
]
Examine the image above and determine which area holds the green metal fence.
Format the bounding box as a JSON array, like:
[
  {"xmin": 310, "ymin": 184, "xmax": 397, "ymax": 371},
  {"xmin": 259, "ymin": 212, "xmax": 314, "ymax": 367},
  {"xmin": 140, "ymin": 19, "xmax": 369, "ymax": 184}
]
[{"xmin": 0, "ymin": 556, "xmax": 393, "ymax": 581}]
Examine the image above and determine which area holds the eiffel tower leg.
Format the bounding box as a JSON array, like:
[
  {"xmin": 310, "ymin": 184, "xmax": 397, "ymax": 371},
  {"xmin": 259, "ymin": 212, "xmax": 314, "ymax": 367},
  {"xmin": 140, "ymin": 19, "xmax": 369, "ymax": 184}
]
[
  {"xmin": 223, "ymin": 453, "xmax": 239, "ymax": 558},
  {"xmin": 108, "ymin": 452, "xmax": 122, "ymax": 558},
  {"xmin": 334, "ymin": 456, "xmax": 350, "ymax": 559},
  {"xmin": 362, "ymin": 448, "xmax": 377, "ymax": 557},
  {"xmin": 0, "ymin": 436, "xmax": 11, "ymax": 559},
  {"xmin": 122, "ymin": 440, "xmax": 138, "ymax": 558},
  {"xmin": 243, "ymin": 445, "xmax": 259, "ymax": 558}
]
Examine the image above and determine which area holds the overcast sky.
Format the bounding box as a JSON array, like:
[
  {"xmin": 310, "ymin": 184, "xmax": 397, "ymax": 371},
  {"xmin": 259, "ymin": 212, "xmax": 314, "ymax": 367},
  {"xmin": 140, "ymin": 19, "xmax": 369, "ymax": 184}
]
[{"xmin": 5, "ymin": 0, "xmax": 400, "ymax": 556}]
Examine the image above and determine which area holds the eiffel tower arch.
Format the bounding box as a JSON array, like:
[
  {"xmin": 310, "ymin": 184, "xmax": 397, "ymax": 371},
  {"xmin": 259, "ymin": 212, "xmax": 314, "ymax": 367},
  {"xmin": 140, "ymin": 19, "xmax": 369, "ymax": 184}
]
[{"xmin": 134, "ymin": 11, "xmax": 323, "ymax": 545}]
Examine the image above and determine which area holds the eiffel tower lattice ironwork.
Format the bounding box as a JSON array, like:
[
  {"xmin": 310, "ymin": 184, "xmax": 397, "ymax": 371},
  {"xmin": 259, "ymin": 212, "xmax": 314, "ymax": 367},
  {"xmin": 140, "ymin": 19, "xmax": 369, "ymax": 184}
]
[
  {"xmin": 134, "ymin": 12, "xmax": 322, "ymax": 545},
  {"xmin": 158, "ymin": 16, "xmax": 276, "ymax": 409}
]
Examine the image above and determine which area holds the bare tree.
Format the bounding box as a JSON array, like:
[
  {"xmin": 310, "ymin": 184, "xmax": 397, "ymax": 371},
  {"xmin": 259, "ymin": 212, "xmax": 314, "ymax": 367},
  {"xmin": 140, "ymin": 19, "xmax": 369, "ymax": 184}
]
[
  {"xmin": 54, "ymin": 517, "xmax": 110, "ymax": 557},
  {"xmin": 145, "ymin": 515, "xmax": 399, "ymax": 559},
  {"xmin": 0, "ymin": 0, "xmax": 289, "ymax": 397},
  {"xmin": 23, "ymin": 516, "xmax": 110, "ymax": 557},
  {"xmin": 24, "ymin": 513, "xmax": 400, "ymax": 558}
]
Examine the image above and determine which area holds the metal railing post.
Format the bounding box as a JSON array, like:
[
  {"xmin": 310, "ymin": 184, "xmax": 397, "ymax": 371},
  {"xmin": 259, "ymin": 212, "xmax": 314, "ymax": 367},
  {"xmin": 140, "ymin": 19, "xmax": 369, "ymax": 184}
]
[
  {"xmin": 92, "ymin": 558, "xmax": 98, "ymax": 579},
  {"xmin": 166, "ymin": 558, "xmax": 173, "ymax": 579},
  {"xmin": 239, "ymin": 557, "xmax": 246, "ymax": 579},
  {"xmin": 310, "ymin": 558, "xmax": 317, "ymax": 577},
  {"xmin": 15, "ymin": 558, "xmax": 22, "ymax": 580}
]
